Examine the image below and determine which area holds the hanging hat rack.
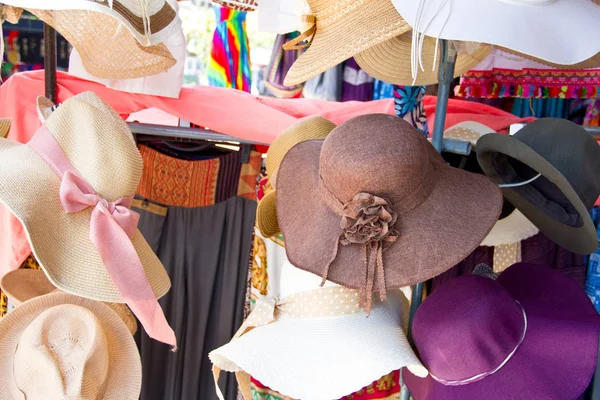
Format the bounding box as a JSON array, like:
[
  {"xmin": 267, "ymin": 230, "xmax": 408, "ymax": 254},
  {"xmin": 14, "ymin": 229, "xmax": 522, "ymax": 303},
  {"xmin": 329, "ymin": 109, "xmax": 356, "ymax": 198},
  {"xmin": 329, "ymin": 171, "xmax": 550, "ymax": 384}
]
[{"xmin": 40, "ymin": 20, "xmax": 600, "ymax": 400}]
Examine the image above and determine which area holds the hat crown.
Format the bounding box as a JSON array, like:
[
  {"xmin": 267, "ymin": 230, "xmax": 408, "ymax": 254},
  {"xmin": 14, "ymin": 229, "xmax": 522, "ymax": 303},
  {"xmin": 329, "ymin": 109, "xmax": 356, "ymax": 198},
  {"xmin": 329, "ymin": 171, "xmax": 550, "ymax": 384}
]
[
  {"xmin": 413, "ymin": 276, "xmax": 525, "ymax": 382},
  {"xmin": 44, "ymin": 93, "xmax": 143, "ymax": 202},
  {"xmin": 513, "ymin": 118, "xmax": 600, "ymax": 209},
  {"xmin": 319, "ymin": 114, "xmax": 432, "ymax": 205},
  {"xmin": 13, "ymin": 304, "xmax": 110, "ymax": 399}
]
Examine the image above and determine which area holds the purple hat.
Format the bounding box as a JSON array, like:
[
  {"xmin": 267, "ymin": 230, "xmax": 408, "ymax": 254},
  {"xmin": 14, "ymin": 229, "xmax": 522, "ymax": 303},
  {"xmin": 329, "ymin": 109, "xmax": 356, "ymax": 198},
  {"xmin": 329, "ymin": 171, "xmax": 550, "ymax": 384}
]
[{"xmin": 404, "ymin": 263, "xmax": 600, "ymax": 400}]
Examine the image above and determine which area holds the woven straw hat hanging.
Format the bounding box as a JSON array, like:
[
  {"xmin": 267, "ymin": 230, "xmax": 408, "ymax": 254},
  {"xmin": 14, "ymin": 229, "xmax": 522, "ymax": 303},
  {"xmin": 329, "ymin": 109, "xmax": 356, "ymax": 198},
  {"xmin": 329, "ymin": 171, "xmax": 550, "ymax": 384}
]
[
  {"xmin": 0, "ymin": 292, "xmax": 142, "ymax": 400},
  {"xmin": 0, "ymin": 0, "xmax": 182, "ymax": 79}
]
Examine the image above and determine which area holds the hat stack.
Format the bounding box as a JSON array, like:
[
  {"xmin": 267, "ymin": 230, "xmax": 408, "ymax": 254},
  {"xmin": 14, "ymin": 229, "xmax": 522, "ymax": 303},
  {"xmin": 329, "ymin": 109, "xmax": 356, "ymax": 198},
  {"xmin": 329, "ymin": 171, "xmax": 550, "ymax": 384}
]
[{"xmin": 0, "ymin": 92, "xmax": 177, "ymax": 399}]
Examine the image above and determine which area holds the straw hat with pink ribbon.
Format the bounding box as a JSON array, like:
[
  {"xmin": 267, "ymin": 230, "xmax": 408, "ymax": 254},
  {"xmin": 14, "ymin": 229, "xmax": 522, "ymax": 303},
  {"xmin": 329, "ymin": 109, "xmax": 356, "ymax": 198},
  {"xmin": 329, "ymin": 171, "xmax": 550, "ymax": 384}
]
[{"xmin": 0, "ymin": 91, "xmax": 175, "ymax": 348}]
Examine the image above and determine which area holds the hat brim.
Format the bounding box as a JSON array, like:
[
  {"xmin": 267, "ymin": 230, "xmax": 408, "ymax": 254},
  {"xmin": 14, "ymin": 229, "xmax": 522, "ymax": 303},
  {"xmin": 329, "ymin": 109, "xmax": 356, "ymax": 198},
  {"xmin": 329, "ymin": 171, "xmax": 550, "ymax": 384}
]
[
  {"xmin": 391, "ymin": 0, "xmax": 600, "ymax": 65},
  {"xmin": 257, "ymin": 190, "xmax": 280, "ymax": 238},
  {"xmin": 0, "ymin": 119, "xmax": 10, "ymax": 139},
  {"xmin": 404, "ymin": 263, "xmax": 600, "ymax": 399},
  {"xmin": 476, "ymin": 133, "xmax": 597, "ymax": 254},
  {"xmin": 276, "ymin": 140, "xmax": 502, "ymax": 291},
  {"xmin": 0, "ymin": 139, "xmax": 171, "ymax": 303},
  {"xmin": 283, "ymin": 0, "xmax": 411, "ymax": 86},
  {"xmin": 0, "ymin": 292, "xmax": 142, "ymax": 399},
  {"xmin": 354, "ymin": 34, "xmax": 492, "ymax": 86},
  {"xmin": 210, "ymin": 291, "xmax": 428, "ymax": 400}
]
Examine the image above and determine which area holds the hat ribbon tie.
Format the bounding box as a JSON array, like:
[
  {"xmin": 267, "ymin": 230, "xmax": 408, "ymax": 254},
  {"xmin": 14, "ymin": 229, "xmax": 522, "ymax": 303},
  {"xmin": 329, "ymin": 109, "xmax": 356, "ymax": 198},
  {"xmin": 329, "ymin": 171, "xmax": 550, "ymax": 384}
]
[
  {"xmin": 282, "ymin": 14, "xmax": 316, "ymax": 50},
  {"xmin": 429, "ymin": 301, "xmax": 528, "ymax": 386},
  {"xmin": 28, "ymin": 125, "xmax": 177, "ymax": 350}
]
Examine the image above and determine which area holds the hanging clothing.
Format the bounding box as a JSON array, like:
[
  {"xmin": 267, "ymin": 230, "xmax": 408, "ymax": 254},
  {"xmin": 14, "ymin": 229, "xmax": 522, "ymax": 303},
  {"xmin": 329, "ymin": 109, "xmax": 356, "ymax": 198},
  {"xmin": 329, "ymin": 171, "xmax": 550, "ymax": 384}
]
[
  {"xmin": 394, "ymin": 85, "xmax": 429, "ymax": 137},
  {"xmin": 511, "ymin": 98, "xmax": 571, "ymax": 119},
  {"xmin": 341, "ymin": 58, "xmax": 374, "ymax": 102},
  {"xmin": 264, "ymin": 33, "xmax": 304, "ymax": 98},
  {"xmin": 134, "ymin": 145, "xmax": 260, "ymax": 400},
  {"xmin": 302, "ymin": 64, "xmax": 344, "ymax": 102},
  {"xmin": 373, "ymin": 80, "xmax": 394, "ymax": 100},
  {"xmin": 207, "ymin": 7, "xmax": 251, "ymax": 92}
]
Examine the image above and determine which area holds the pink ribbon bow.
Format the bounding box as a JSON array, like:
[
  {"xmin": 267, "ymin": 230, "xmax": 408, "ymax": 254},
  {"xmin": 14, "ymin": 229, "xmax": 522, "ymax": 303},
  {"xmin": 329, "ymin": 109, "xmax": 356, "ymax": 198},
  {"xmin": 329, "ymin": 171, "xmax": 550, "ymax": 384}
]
[{"xmin": 28, "ymin": 125, "xmax": 176, "ymax": 348}]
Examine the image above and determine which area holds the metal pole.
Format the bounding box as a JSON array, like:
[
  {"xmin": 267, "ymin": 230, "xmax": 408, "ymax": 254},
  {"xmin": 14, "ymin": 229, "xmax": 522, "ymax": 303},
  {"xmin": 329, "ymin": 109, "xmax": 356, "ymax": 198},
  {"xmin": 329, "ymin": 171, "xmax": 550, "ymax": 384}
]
[
  {"xmin": 43, "ymin": 23, "xmax": 57, "ymax": 103},
  {"xmin": 400, "ymin": 39, "xmax": 458, "ymax": 400}
]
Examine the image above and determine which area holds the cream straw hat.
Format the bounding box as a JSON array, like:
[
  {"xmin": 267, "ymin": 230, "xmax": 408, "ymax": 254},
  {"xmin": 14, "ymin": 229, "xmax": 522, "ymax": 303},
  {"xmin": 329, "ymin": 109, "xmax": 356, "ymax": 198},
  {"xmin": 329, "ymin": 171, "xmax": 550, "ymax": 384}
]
[
  {"xmin": 1, "ymin": 269, "xmax": 138, "ymax": 335},
  {"xmin": 283, "ymin": 0, "xmax": 411, "ymax": 86},
  {"xmin": 0, "ymin": 292, "xmax": 141, "ymax": 400},
  {"xmin": 355, "ymin": 35, "xmax": 492, "ymax": 85},
  {"xmin": 210, "ymin": 259, "xmax": 427, "ymax": 400},
  {"xmin": 0, "ymin": 91, "xmax": 174, "ymax": 346},
  {"xmin": 1, "ymin": 0, "xmax": 182, "ymax": 79}
]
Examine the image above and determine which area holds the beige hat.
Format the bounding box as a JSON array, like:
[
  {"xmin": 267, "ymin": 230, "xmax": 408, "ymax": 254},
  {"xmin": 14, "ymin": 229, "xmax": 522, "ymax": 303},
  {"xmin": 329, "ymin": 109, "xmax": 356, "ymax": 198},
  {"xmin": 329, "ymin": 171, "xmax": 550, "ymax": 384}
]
[
  {"xmin": 355, "ymin": 34, "xmax": 492, "ymax": 86},
  {"xmin": 1, "ymin": 269, "xmax": 138, "ymax": 335},
  {"xmin": 257, "ymin": 117, "xmax": 336, "ymax": 238},
  {"xmin": 1, "ymin": 0, "xmax": 182, "ymax": 79},
  {"xmin": 0, "ymin": 292, "xmax": 141, "ymax": 400},
  {"xmin": 283, "ymin": 0, "xmax": 411, "ymax": 86},
  {"xmin": 0, "ymin": 91, "xmax": 170, "ymax": 303},
  {"xmin": 0, "ymin": 119, "xmax": 10, "ymax": 139}
]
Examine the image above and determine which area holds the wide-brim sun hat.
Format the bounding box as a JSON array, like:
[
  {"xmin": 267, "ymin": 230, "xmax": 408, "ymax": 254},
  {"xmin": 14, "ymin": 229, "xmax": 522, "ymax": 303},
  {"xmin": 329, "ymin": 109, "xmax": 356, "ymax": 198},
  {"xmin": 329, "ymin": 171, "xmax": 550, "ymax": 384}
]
[
  {"xmin": 257, "ymin": 117, "xmax": 336, "ymax": 238},
  {"xmin": 403, "ymin": 263, "xmax": 600, "ymax": 399},
  {"xmin": 1, "ymin": 0, "xmax": 181, "ymax": 79},
  {"xmin": 276, "ymin": 114, "xmax": 503, "ymax": 307},
  {"xmin": 355, "ymin": 34, "xmax": 492, "ymax": 85},
  {"xmin": 391, "ymin": 0, "xmax": 600, "ymax": 66},
  {"xmin": 0, "ymin": 91, "xmax": 174, "ymax": 346},
  {"xmin": 0, "ymin": 292, "xmax": 142, "ymax": 400},
  {"xmin": 210, "ymin": 259, "xmax": 427, "ymax": 400},
  {"xmin": 476, "ymin": 118, "xmax": 600, "ymax": 255},
  {"xmin": 283, "ymin": 0, "xmax": 411, "ymax": 86},
  {"xmin": 1, "ymin": 269, "xmax": 138, "ymax": 335}
]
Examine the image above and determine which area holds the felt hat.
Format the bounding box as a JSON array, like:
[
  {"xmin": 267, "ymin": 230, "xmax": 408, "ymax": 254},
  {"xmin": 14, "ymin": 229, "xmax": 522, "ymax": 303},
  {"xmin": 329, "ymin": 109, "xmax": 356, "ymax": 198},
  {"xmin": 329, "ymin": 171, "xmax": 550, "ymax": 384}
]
[
  {"xmin": 276, "ymin": 114, "xmax": 503, "ymax": 310},
  {"xmin": 476, "ymin": 118, "xmax": 600, "ymax": 255},
  {"xmin": 391, "ymin": 0, "xmax": 600, "ymax": 66},
  {"xmin": 1, "ymin": 0, "xmax": 182, "ymax": 79},
  {"xmin": 403, "ymin": 262, "xmax": 600, "ymax": 400},
  {"xmin": 283, "ymin": 0, "xmax": 411, "ymax": 86},
  {"xmin": 0, "ymin": 292, "xmax": 142, "ymax": 400},
  {"xmin": 257, "ymin": 117, "xmax": 336, "ymax": 238},
  {"xmin": 210, "ymin": 259, "xmax": 427, "ymax": 400},
  {"xmin": 0, "ymin": 91, "xmax": 174, "ymax": 346},
  {"xmin": 1, "ymin": 269, "xmax": 138, "ymax": 335},
  {"xmin": 354, "ymin": 35, "xmax": 492, "ymax": 86}
]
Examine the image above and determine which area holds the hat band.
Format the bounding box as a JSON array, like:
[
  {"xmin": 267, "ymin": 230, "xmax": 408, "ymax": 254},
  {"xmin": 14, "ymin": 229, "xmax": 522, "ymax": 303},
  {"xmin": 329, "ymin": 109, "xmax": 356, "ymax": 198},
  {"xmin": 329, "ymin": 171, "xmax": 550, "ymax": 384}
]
[
  {"xmin": 429, "ymin": 301, "xmax": 528, "ymax": 386},
  {"xmin": 27, "ymin": 125, "xmax": 176, "ymax": 349},
  {"xmin": 211, "ymin": 286, "xmax": 364, "ymax": 400},
  {"xmin": 92, "ymin": 0, "xmax": 177, "ymax": 38}
]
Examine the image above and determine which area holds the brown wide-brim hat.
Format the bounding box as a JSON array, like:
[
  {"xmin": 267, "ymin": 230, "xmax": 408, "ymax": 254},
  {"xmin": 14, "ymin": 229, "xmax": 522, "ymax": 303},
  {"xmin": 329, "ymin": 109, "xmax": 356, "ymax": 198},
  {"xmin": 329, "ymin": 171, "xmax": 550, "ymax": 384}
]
[
  {"xmin": 283, "ymin": 0, "xmax": 411, "ymax": 86},
  {"xmin": 355, "ymin": 34, "xmax": 492, "ymax": 86},
  {"xmin": 1, "ymin": 269, "xmax": 138, "ymax": 335},
  {"xmin": 0, "ymin": 92, "xmax": 170, "ymax": 303},
  {"xmin": 476, "ymin": 118, "xmax": 600, "ymax": 255},
  {"xmin": 276, "ymin": 114, "xmax": 503, "ymax": 292},
  {"xmin": 0, "ymin": 292, "xmax": 141, "ymax": 400}
]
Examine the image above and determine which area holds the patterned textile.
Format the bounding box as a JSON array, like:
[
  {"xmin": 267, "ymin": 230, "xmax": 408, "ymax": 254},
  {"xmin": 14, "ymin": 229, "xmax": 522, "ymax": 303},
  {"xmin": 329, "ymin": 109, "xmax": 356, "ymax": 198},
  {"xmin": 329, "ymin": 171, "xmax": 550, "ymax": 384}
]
[
  {"xmin": 374, "ymin": 80, "xmax": 394, "ymax": 100},
  {"xmin": 207, "ymin": 7, "xmax": 251, "ymax": 92},
  {"xmin": 0, "ymin": 255, "xmax": 41, "ymax": 318},
  {"xmin": 250, "ymin": 370, "xmax": 402, "ymax": 400},
  {"xmin": 585, "ymin": 99, "xmax": 600, "ymax": 126},
  {"xmin": 393, "ymin": 85, "xmax": 428, "ymax": 137},
  {"xmin": 137, "ymin": 145, "xmax": 260, "ymax": 207},
  {"xmin": 456, "ymin": 68, "xmax": 600, "ymax": 99}
]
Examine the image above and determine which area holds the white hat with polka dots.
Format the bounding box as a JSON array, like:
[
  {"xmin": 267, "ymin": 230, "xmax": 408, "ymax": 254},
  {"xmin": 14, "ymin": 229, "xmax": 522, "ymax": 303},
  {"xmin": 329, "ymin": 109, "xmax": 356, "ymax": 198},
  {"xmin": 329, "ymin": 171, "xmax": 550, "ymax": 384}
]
[{"xmin": 209, "ymin": 260, "xmax": 427, "ymax": 400}]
